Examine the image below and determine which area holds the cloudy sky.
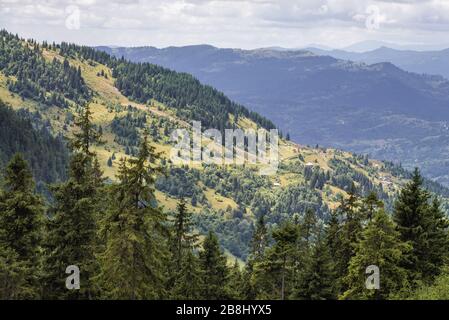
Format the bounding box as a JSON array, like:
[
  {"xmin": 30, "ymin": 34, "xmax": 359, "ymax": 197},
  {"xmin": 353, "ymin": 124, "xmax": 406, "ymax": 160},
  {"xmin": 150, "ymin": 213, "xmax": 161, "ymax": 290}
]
[{"xmin": 1, "ymin": 0, "xmax": 449, "ymax": 50}]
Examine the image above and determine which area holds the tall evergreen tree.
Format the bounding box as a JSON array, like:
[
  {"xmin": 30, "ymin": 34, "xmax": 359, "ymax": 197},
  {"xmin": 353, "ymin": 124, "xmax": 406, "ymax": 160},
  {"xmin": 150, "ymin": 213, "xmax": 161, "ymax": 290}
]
[
  {"xmin": 291, "ymin": 209, "xmax": 319, "ymax": 299},
  {"xmin": 172, "ymin": 198, "xmax": 198, "ymax": 272},
  {"xmin": 421, "ymin": 197, "xmax": 449, "ymax": 280},
  {"xmin": 242, "ymin": 214, "xmax": 268, "ymax": 299},
  {"xmin": 393, "ymin": 168, "xmax": 449, "ymax": 285},
  {"xmin": 0, "ymin": 154, "xmax": 43, "ymax": 299},
  {"xmin": 227, "ymin": 260, "xmax": 244, "ymax": 299},
  {"xmin": 97, "ymin": 136, "xmax": 168, "ymax": 299},
  {"xmin": 361, "ymin": 191, "xmax": 384, "ymax": 222},
  {"xmin": 253, "ymin": 220, "xmax": 299, "ymax": 300},
  {"xmin": 335, "ymin": 186, "xmax": 363, "ymax": 291},
  {"xmin": 342, "ymin": 209, "xmax": 410, "ymax": 300},
  {"xmin": 169, "ymin": 198, "xmax": 200, "ymax": 297},
  {"xmin": 294, "ymin": 231, "xmax": 336, "ymax": 300},
  {"xmin": 70, "ymin": 103, "xmax": 103, "ymax": 157},
  {"xmin": 172, "ymin": 250, "xmax": 203, "ymax": 299},
  {"xmin": 199, "ymin": 231, "xmax": 229, "ymax": 300},
  {"xmin": 42, "ymin": 104, "xmax": 103, "ymax": 299},
  {"xmin": 300, "ymin": 208, "xmax": 319, "ymax": 247}
]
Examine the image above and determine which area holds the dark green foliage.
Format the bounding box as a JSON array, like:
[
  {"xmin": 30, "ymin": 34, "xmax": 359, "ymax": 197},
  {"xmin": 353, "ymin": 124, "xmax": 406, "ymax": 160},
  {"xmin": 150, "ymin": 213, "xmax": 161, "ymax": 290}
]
[
  {"xmin": 110, "ymin": 111, "xmax": 145, "ymax": 147},
  {"xmin": 199, "ymin": 231, "xmax": 229, "ymax": 299},
  {"xmin": 42, "ymin": 105, "xmax": 104, "ymax": 299},
  {"xmin": 227, "ymin": 260, "xmax": 244, "ymax": 299},
  {"xmin": 342, "ymin": 209, "xmax": 410, "ymax": 299},
  {"xmin": 0, "ymin": 31, "xmax": 90, "ymax": 108},
  {"xmin": 0, "ymin": 100, "xmax": 68, "ymax": 188},
  {"xmin": 393, "ymin": 168, "xmax": 449, "ymax": 285},
  {"xmin": 172, "ymin": 250, "xmax": 203, "ymax": 300},
  {"xmin": 97, "ymin": 136, "xmax": 168, "ymax": 299},
  {"xmin": 294, "ymin": 233, "xmax": 336, "ymax": 300},
  {"xmin": 0, "ymin": 154, "xmax": 44, "ymax": 299},
  {"xmin": 253, "ymin": 220, "xmax": 300, "ymax": 300},
  {"xmin": 171, "ymin": 199, "xmax": 199, "ymax": 271}
]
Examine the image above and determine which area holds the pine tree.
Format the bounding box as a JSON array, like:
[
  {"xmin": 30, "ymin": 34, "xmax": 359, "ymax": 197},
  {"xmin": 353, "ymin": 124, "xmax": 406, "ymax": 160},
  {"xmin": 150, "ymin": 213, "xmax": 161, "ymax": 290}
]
[
  {"xmin": 336, "ymin": 186, "xmax": 363, "ymax": 291},
  {"xmin": 253, "ymin": 220, "xmax": 299, "ymax": 300},
  {"xmin": 169, "ymin": 198, "xmax": 200, "ymax": 296},
  {"xmin": 242, "ymin": 215, "xmax": 268, "ymax": 299},
  {"xmin": 361, "ymin": 191, "xmax": 384, "ymax": 221},
  {"xmin": 227, "ymin": 260, "xmax": 244, "ymax": 299},
  {"xmin": 300, "ymin": 209, "xmax": 318, "ymax": 246},
  {"xmin": 199, "ymin": 231, "xmax": 229, "ymax": 299},
  {"xmin": 70, "ymin": 104, "xmax": 103, "ymax": 157},
  {"xmin": 291, "ymin": 209, "xmax": 320, "ymax": 297},
  {"xmin": 172, "ymin": 250, "xmax": 203, "ymax": 299},
  {"xmin": 172, "ymin": 198, "xmax": 198, "ymax": 271},
  {"xmin": 294, "ymin": 231, "xmax": 336, "ymax": 300},
  {"xmin": 326, "ymin": 210, "xmax": 343, "ymax": 295},
  {"xmin": 0, "ymin": 245, "xmax": 28, "ymax": 299},
  {"xmin": 342, "ymin": 209, "xmax": 410, "ymax": 299},
  {"xmin": 393, "ymin": 168, "xmax": 449, "ymax": 285},
  {"xmin": 0, "ymin": 154, "xmax": 43, "ymax": 299},
  {"xmin": 97, "ymin": 136, "xmax": 168, "ymax": 299},
  {"xmin": 421, "ymin": 197, "xmax": 449, "ymax": 280},
  {"xmin": 249, "ymin": 215, "xmax": 268, "ymax": 262},
  {"xmin": 42, "ymin": 104, "xmax": 104, "ymax": 299}
]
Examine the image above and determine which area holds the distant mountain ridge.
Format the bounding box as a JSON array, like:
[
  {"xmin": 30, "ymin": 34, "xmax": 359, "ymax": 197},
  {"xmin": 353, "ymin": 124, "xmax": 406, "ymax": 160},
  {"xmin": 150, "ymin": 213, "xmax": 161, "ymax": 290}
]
[
  {"xmin": 306, "ymin": 46, "xmax": 449, "ymax": 80},
  {"xmin": 97, "ymin": 44, "xmax": 449, "ymax": 185}
]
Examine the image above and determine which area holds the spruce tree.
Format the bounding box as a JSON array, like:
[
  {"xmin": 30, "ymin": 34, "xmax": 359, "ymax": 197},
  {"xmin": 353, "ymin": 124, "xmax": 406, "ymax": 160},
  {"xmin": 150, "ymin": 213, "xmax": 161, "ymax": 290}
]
[
  {"xmin": 361, "ymin": 191, "xmax": 384, "ymax": 221},
  {"xmin": 242, "ymin": 215, "xmax": 268, "ymax": 299},
  {"xmin": 70, "ymin": 103, "xmax": 103, "ymax": 157},
  {"xmin": 421, "ymin": 197, "xmax": 449, "ymax": 280},
  {"xmin": 172, "ymin": 250, "xmax": 203, "ymax": 299},
  {"xmin": 97, "ymin": 136, "xmax": 168, "ymax": 299},
  {"xmin": 0, "ymin": 245, "xmax": 28, "ymax": 299},
  {"xmin": 300, "ymin": 208, "xmax": 319, "ymax": 247},
  {"xmin": 249, "ymin": 214, "xmax": 268, "ymax": 262},
  {"xmin": 169, "ymin": 198, "xmax": 199, "ymax": 297},
  {"xmin": 294, "ymin": 231, "xmax": 336, "ymax": 300},
  {"xmin": 42, "ymin": 104, "xmax": 103, "ymax": 299},
  {"xmin": 227, "ymin": 260, "xmax": 244, "ymax": 299},
  {"xmin": 0, "ymin": 154, "xmax": 43, "ymax": 299},
  {"xmin": 291, "ymin": 209, "xmax": 319, "ymax": 299},
  {"xmin": 393, "ymin": 168, "xmax": 449, "ymax": 285},
  {"xmin": 342, "ymin": 209, "xmax": 410, "ymax": 300},
  {"xmin": 253, "ymin": 220, "xmax": 299, "ymax": 300},
  {"xmin": 172, "ymin": 198, "xmax": 198, "ymax": 271},
  {"xmin": 335, "ymin": 187, "xmax": 363, "ymax": 291},
  {"xmin": 199, "ymin": 231, "xmax": 229, "ymax": 299},
  {"xmin": 326, "ymin": 210, "xmax": 343, "ymax": 295}
]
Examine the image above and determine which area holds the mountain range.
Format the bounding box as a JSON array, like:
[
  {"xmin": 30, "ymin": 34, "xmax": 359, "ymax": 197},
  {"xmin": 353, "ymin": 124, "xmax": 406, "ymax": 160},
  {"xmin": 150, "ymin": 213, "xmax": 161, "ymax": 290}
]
[
  {"xmin": 306, "ymin": 46, "xmax": 449, "ymax": 80},
  {"xmin": 97, "ymin": 45, "xmax": 449, "ymax": 186}
]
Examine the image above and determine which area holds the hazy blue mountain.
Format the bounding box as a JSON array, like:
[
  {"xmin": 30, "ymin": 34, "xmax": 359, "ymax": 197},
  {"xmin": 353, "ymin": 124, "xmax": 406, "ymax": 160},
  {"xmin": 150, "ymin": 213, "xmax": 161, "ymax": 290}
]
[
  {"xmin": 97, "ymin": 45, "xmax": 449, "ymax": 185},
  {"xmin": 306, "ymin": 46, "xmax": 449, "ymax": 80},
  {"xmin": 340, "ymin": 40, "xmax": 449, "ymax": 52}
]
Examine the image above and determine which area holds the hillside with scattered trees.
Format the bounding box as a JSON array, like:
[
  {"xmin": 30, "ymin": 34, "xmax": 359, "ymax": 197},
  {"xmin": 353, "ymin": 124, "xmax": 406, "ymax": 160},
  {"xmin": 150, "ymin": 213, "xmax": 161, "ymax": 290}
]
[{"xmin": 1, "ymin": 30, "xmax": 449, "ymax": 300}]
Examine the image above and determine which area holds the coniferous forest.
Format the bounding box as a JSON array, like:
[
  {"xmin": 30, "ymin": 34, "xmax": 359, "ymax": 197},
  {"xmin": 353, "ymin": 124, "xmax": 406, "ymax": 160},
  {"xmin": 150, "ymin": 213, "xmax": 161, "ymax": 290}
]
[
  {"xmin": 1, "ymin": 104, "xmax": 449, "ymax": 300},
  {"xmin": 1, "ymin": 28, "xmax": 449, "ymax": 301}
]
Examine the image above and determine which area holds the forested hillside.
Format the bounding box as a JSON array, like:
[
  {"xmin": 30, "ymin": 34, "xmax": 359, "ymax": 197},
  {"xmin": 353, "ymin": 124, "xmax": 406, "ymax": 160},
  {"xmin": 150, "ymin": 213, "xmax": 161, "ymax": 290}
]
[
  {"xmin": 99, "ymin": 45, "xmax": 449, "ymax": 186},
  {"xmin": 1, "ymin": 30, "xmax": 449, "ymax": 300},
  {"xmin": 0, "ymin": 100, "xmax": 68, "ymax": 191}
]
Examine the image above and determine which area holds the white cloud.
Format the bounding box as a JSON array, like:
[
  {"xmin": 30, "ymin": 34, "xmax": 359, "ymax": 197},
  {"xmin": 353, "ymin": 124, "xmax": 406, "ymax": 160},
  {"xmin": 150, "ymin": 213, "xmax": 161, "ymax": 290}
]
[{"xmin": 0, "ymin": 0, "xmax": 448, "ymax": 49}]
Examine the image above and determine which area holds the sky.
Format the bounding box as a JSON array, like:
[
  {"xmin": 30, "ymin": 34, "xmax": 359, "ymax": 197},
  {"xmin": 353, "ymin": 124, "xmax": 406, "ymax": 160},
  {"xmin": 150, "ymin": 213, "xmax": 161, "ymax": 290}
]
[{"xmin": 1, "ymin": 0, "xmax": 449, "ymax": 50}]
